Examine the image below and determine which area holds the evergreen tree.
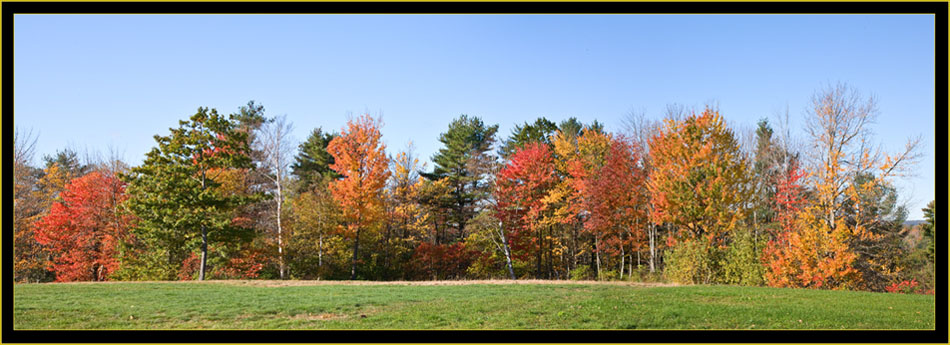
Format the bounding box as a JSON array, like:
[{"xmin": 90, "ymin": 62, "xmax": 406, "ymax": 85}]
[
  {"xmin": 922, "ymin": 200, "xmax": 935, "ymax": 262},
  {"xmin": 499, "ymin": 117, "xmax": 557, "ymax": 158},
  {"xmin": 43, "ymin": 148, "xmax": 92, "ymax": 179},
  {"xmin": 424, "ymin": 114, "xmax": 499, "ymax": 243},
  {"xmin": 292, "ymin": 127, "xmax": 339, "ymax": 193},
  {"xmin": 121, "ymin": 107, "xmax": 263, "ymax": 280}
]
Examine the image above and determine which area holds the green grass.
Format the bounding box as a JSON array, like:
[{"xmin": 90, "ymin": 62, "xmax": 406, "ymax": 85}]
[{"xmin": 13, "ymin": 281, "xmax": 935, "ymax": 330}]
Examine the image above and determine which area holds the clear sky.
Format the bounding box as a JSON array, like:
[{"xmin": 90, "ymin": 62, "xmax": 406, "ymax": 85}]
[{"xmin": 14, "ymin": 14, "xmax": 935, "ymax": 219}]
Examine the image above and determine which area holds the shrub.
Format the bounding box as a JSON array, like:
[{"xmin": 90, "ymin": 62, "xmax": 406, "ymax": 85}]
[
  {"xmin": 599, "ymin": 269, "xmax": 619, "ymax": 281},
  {"xmin": 719, "ymin": 229, "xmax": 765, "ymax": 286},
  {"xmin": 570, "ymin": 265, "xmax": 592, "ymax": 281},
  {"xmin": 885, "ymin": 279, "xmax": 931, "ymax": 294},
  {"xmin": 664, "ymin": 240, "xmax": 718, "ymax": 284}
]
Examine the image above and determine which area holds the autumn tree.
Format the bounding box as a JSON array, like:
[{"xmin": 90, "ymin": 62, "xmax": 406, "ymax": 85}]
[
  {"xmin": 762, "ymin": 162, "xmax": 808, "ymax": 287},
  {"xmin": 13, "ymin": 128, "xmax": 56, "ymax": 283},
  {"xmin": 287, "ymin": 126, "xmax": 342, "ymax": 278},
  {"xmin": 327, "ymin": 113, "xmax": 391, "ymax": 280},
  {"xmin": 288, "ymin": 183, "xmax": 343, "ymax": 279},
  {"xmin": 33, "ymin": 172, "xmax": 134, "ymax": 281},
  {"xmin": 770, "ymin": 83, "xmax": 921, "ymax": 290},
  {"xmin": 546, "ymin": 121, "xmax": 610, "ymax": 279},
  {"xmin": 649, "ymin": 108, "xmax": 752, "ymax": 284},
  {"xmin": 381, "ymin": 144, "xmax": 430, "ymax": 279},
  {"xmin": 121, "ymin": 107, "xmax": 261, "ymax": 280},
  {"xmin": 15, "ymin": 148, "xmax": 95, "ymax": 282},
  {"xmin": 575, "ymin": 135, "xmax": 648, "ymax": 280},
  {"xmin": 424, "ymin": 115, "xmax": 499, "ymax": 244},
  {"xmin": 548, "ymin": 125, "xmax": 602, "ymax": 278},
  {"xmin": 621, "ymin": 110, "xmax": 663, "ymax": 273},
  {"xmin": 495, "ymin": 143, "xmax": 558, "ymax": 278}
]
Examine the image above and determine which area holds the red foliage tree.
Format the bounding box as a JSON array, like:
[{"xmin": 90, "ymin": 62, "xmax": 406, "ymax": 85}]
[
  {"xmin": 33, "ymin": 172, "xmax": 134, "ymax": 282},
  {"xmin": 575, "ymin": 136, "xmax": 648, "ymax": 272},
  {"xmin": 494, "ymin": 143, "xmax": 558, "ymax": 276},
  {"xmin": 762, "ymin": 165, "xmax": 808, "ymax": 287}
]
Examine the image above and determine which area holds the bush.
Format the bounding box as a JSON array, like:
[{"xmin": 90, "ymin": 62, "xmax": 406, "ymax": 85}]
[
  {"xmin": 466, "ymin": 251, "xmax": 507, "ymax": 279},
  {"xmin": 569, "ymin": 265, "xmax": 592, "ymax": 281},
  {"xmin": 599, "ymin": 269, "xmax": 619, "ymax": 281},
  {"xmin": 885, "ymin": 279, "xmax": 931, "ymax": 294},
  {"xmin": 664, "ymin": 240, "xmax": 718, "ymax": 284},
  {"xmin": 719, "ymin": 230, "xmax": 765, "ymax": 286}
]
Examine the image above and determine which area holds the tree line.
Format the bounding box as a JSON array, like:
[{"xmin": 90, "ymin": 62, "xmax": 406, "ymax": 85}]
[{"xmin": 12, "ymin": 83, "xmax": 935, "ymax": 293}]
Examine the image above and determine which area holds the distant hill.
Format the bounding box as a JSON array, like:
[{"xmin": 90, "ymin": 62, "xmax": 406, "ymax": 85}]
[{"xmin": 904, "ymin": 220, "xmax": 925, "ymax": 227}]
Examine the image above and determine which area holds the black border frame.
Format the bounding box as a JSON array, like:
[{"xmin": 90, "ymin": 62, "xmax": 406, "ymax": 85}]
[{"xmin": 3, "ymin": 1, "xmax": 946, "ymax": 343}]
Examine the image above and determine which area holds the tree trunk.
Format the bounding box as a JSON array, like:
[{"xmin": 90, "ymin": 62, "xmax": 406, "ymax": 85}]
[
  {"xmin": 351, "ymin": 227, "xmax": 360, "ymax": 280},
  {"xmin": 199, "ymin": 167, "xmax": 208, "ymax": 281},
  {"xmin": 631, "ymin": 252, "xmax": 635, "ymax": 278},
  {"xmin": 199, "ymin": 224, "xmax": 208, "ymax": 281},
  {"xmin": 499, "ymin": 223, "xmax": 516, "ymax": 280},
  {"xmin": 546, "ymin": 225, "xmax": 554, "ymax": 279},
  {"xmin": 318, "ymin": 234, "xmax": 323, "ymax": 279},
  {"xmin": 536, "ymin": 226, "xmax": 543, "ymax": 278},
  {"xmin": 571, "ymin": 222, "xmax": 578, "ymax": 274},
  {"xmin": 277, "ymin": 180, "xmax": 286, "ymax": 280},
  {"xmin": 589, "ymin": 237, "xmax": 596, "ymax": 279},
  {"xmin": 594, "ymin": 237, "xmax": 601, "ymax": 279},
  {"xmin": 619, "ymin": 242, "xmax": 625, "ymax": 280},
  {"xmin": 648, "ymin": 223, "xmax": 656, "ymax": 273}
]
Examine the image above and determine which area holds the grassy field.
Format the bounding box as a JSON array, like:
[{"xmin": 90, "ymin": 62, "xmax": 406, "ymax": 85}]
[{"xmin": 13, "ymin": 280, "xmax": 935, "ymax": 330}]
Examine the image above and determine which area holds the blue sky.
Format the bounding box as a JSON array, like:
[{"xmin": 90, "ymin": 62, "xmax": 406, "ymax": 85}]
[{"xmin": 14, "ymin": 14, "xmax": 935, "ymax": 219}]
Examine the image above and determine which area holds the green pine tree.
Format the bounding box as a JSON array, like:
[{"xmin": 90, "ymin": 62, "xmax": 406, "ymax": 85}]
[
  {"xmin": 291, "ymin": 127, "xmax": 339, "ymax": 193},
  {"xmin": 120, "ymin": 107, "xmax": 264, "ymax": 280},
  {"xmin": 498, "ymin": 117, "xmax": 557, "ymax": 158},
  {"xmin": 423, "ymin": 114, "xmax": 499, "ymax": 243}
]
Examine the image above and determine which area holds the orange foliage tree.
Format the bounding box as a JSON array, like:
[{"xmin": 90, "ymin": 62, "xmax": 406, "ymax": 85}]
[
  {"xmin": 766, "ymin": 83, "xmax": 921, "ymax": 290},
  {"xmin": 327, "ymin": 114, "xmax": 391, "ymax": 280},
  {"xmin": 648, "ymin": 107, "xmax": 751, "ymax": 245},
  {"xmin": 648, "ymin": 108, "xmax": 751, "ymax": 284},
  {"xmin": 762, "ymin": 164, "xmax": 810, "ymax": 287}
]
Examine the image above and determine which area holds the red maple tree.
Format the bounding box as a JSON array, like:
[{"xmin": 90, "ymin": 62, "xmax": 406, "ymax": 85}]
[
  {"xmin": 33, "ymin": 171, "xmax": 134, "ymax": 282},
  {"xmin": 576, "ymin": 136, "xmax": 648, "ymax": 263},
  {"xmin": 495, "ymin": 143, "xmax": 558, "ymax": 271}
]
